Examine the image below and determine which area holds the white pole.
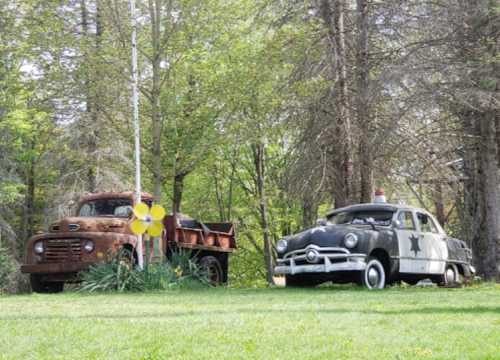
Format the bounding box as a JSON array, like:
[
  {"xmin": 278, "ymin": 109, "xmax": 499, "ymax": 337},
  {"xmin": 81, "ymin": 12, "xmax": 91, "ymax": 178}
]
[{"xmin": 130, "ymin": 0, "xmax": 143, "ymax": 270}]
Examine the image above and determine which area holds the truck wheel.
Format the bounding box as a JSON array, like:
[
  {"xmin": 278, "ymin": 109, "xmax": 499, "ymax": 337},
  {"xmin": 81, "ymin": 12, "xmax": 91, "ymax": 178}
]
[
  {"xmin": 285, "ymin": 274, "xmax": 321, "ymax": 287},
  {"xmin": 120, "ymin": 247, "xmax": 137, "ymax": 269},
  {"xmin": 30, "ymin": 275, "xmax": 64, "ymax": 293},
  {"xmin": 360, "ymin": 257, "xmax": 386, "ymax": 290},
  {"xmin": 200, "ymin": 256, "xmax": 223, "ymax": 286}
]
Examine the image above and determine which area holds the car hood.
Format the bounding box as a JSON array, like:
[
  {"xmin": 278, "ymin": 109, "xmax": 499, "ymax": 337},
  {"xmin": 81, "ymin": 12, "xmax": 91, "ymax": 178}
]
[
  {"xmin": 49, "ymin": 216, "xmax": 131, "ymax": 234},
  {"xmin": 282, "ymin": 224, "xmax": 375, "ymax": 253}
]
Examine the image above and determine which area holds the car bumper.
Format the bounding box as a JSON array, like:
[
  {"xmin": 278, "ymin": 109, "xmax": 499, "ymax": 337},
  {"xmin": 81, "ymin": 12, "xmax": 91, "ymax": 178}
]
[
  {"xmin": 274, "ymin": 245, "xmax": 366, "ymax": 275},
  {"xmin": 21, "ymin": 262, "xmax": 94, "ymax": 274}
]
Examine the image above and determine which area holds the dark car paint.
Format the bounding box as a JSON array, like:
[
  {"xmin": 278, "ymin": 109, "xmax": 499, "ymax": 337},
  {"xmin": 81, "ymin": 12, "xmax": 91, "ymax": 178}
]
[
  {"xmin": 279, "ymin": 219, "xmax": 473, "ymax": 281},
  {"xmin": 282, "ymin": 224, "xmax": 399, "ymax": 258}
]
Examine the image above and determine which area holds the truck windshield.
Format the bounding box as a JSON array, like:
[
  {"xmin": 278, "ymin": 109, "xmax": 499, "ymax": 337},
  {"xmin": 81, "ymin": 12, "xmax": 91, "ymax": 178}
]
[
  {"xmin": 327, "ymin": 210, "xmax": 394, "ymax": 227},
  {"xmin": 78, "ymin": 199, "xmax": 133, "ymax": 218}
]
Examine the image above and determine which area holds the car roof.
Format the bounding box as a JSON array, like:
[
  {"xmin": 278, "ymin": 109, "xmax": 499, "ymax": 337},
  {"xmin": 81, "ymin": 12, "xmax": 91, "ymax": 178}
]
[{"xmin": 325, "ymin": 203, "xmax": 427, "ymax": 217}]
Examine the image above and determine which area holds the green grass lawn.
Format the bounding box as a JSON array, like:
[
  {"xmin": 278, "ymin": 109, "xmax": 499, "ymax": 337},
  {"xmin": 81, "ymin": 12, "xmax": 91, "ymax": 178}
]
[{"xmin": 1, "ymin": 284, "xmax": 499, "ymax": 359}]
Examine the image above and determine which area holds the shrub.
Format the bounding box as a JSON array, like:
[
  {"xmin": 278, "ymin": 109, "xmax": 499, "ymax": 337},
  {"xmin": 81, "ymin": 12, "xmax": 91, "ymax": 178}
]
[
  {"xmin": 0, "ymin": 246, "xmax": 16, "ymax": 294},
  {"xmin": 80, "ymin": 249, "xmax": 209, "ymax": 293},
  {"xmin": 80, "ymin": 249, "xmax": 144, "ymax": 292}
]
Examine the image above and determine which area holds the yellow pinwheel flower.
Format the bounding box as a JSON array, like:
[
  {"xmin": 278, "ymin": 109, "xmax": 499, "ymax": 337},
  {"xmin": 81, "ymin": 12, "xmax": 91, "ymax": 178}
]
[{"xmin": 129, "ymin": 202, "xmax": 166, "ymax": 237}]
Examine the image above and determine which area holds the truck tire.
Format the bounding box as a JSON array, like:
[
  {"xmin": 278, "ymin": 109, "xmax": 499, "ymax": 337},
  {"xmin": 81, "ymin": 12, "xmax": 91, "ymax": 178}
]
[
  {"xmin": 200, "ymin": 256, "xmax": 223, "ymax": 286},
  {"xmin": 30, "ymin": 275, "xmax": 64, "ymax": 293},
  {"xmin": 285, "ymin": 274, "xmax": 322, "ymax": 287}
]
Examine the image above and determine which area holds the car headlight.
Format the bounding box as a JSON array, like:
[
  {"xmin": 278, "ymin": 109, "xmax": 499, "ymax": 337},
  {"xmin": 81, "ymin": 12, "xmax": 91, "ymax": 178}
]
[
  {"xmin": 34, "ymin": 241, "xmax": 44, "ymax": 254},
  {"xmin": 276, "ymin": 239, "xmax": 288, "ymax": 253},
  {"xmin": 83, "ymin": 240, "xmax": 94, "ymax": 253},
  {"xmin": 344, "ymin": 233, "xmax": 358, "ymax": 249}
]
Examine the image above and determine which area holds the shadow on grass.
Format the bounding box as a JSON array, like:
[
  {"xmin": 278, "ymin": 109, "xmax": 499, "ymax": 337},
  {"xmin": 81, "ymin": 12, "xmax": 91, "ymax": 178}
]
[{"xmin": 2, "ymin": 305, "xmax": 499, "ymax": 321}]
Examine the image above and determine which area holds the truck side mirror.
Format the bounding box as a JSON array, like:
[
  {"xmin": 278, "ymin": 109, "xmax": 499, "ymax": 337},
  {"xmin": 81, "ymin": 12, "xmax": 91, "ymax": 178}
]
[{"xmin": 316, "ymin": 218, "xmax": 327, "ymax": 226}]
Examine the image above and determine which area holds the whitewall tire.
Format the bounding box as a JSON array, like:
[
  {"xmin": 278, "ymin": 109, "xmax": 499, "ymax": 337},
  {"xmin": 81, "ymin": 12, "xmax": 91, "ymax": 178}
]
[{"xmin": 361, "ymin": 258, "xmax": 386, "ymax": 290}]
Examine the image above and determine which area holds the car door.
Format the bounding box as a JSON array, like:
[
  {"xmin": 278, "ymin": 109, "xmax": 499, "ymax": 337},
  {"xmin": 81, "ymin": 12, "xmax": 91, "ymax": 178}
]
[
  {"xmin": 395, "ymin": 210, "xmax": 427, "ymax": 274},
  {"xmin": 418, "ymin": 212, "xmax": 447, "ymax": 274}
]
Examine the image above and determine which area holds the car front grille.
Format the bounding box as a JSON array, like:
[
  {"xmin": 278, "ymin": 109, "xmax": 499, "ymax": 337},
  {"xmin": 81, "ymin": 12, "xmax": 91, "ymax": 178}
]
[{"xmin": 43, "ymin": 239, "xmax": 82, "ymax": 263}]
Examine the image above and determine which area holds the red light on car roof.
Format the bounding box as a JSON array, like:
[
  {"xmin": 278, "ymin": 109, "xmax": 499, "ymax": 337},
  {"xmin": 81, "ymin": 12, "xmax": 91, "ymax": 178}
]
[{"xmin": 374, "ymin": 188, "xmax": 386, "ymax": 203}]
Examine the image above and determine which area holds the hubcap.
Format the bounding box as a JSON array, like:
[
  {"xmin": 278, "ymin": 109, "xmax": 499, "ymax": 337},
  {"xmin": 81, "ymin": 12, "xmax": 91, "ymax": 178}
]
[
  {"xmin": 368, "ymin": 267, "xmax": 380, "ymax": 287},
  {"xmin": 445, "ymin": 268, "xmax": 455, "ymax": 284}
]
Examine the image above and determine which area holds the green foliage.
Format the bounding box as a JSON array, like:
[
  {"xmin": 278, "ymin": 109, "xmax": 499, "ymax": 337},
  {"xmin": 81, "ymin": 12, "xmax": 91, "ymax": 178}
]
[
  {"xmin": 0, "ymin": 246, "xmax": 16, "ymax": 294},
  {"xmin": 80, "ymin": 249, "xmax": 209, "ymax": 293}
]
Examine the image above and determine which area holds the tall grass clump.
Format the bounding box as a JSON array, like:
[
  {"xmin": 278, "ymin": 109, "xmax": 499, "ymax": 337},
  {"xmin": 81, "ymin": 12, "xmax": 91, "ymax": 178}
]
[{"xmin": 80, "ymin": 249, "xmax": 209, "ymax": 293}]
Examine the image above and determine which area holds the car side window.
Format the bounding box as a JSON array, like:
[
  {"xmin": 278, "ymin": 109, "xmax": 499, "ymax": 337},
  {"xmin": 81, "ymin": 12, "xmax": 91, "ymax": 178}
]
[
  {"xmin": 427, "ymin": 216, "xmax": 440, "ymax": 234},
  {"xmin": 397, "ymin": 211, "xmax": 416, "ymax": 230},
  {"xmin": 417, "ymin": 213, "xmax": 438, "ymax": 233}
]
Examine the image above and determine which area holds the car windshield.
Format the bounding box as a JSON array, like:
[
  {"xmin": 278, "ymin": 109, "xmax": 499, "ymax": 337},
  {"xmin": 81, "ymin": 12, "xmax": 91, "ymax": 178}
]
[
  {"xmin": 78, "ymin": 199, "xmax": 133, "ymax": 218},
  {"xmin": 327, "ymin": 210, "xmax": 394, "ymax": 227}
]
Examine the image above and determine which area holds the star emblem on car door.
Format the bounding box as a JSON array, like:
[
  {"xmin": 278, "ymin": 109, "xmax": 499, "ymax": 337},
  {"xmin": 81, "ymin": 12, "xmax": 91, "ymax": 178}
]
[{"xmin": 409, "ymin": 234, "xmax": 421, "ymax": 256}]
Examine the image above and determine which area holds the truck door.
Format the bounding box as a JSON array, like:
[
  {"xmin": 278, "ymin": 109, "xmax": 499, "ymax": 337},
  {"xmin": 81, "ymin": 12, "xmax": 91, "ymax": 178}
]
[
  {"xmin": 396, "ymin": 210, "xmax": 427, "ymax": 274},
  {"xmin": 416, "ymin": 212, "xmax": 447, "ymax": 274}
]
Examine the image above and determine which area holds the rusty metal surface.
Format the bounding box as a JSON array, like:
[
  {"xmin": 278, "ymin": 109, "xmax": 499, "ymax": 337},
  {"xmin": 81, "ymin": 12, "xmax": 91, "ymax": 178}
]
[
  {"xmin": 24, "ymin": 230, "xmax": 139, "ymax": 274},
  {"xmin": 22, "ymin": 192, "xmax": 236, "ymax": 278},
  {"xmin": 78, "ymin": 191, "xmax": 153, "ymax": 202},
  {"xmin": 165, "ymin": 214, "xmax": 237, "ymax": 250},
  {"xmin": 21, "ymin": 261, "xmax": 94, "ymax": 274}
]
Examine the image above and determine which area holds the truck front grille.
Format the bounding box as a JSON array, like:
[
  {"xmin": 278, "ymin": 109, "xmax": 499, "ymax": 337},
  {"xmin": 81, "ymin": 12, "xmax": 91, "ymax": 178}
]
[{"xmin": 43, "ymin": 239, "xmax": 82, "ymax": 263}]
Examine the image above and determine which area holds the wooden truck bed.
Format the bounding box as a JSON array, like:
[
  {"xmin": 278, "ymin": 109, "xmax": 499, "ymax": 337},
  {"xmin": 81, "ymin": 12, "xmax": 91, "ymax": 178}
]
[{"xmin": 164, "ymin": 214, "xmax": 236, "ymax": 253}]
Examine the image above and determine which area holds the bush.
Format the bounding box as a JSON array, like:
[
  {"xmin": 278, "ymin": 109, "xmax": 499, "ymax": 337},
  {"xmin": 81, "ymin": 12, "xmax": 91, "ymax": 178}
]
[
  {"xmin": 80, "ymin": 249, "xmax": 209, "ymax": 293},
  {"xmin": 0, "ymin": 246, "xmax": 16, "ymax": 294}
]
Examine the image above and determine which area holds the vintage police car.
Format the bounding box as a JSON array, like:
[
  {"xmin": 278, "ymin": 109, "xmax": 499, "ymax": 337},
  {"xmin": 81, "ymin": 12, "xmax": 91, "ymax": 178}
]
[{"xmin": 274, "ymin": 203, "xmax": 475, "ymax": 289}]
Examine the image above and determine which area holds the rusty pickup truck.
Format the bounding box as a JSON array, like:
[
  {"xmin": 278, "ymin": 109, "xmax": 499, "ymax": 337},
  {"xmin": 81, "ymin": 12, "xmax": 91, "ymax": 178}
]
[{"xmin": 21, "ymin": 191, "xmax": 236, "ymax": 293}]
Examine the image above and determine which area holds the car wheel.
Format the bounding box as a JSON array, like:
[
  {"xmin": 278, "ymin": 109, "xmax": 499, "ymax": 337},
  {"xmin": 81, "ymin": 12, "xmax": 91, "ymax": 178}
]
[
  {"xmin": 285, "ymin": 274, "xmax": 322, "ymax": 287},
  {"xmin": 199, "ymin": 256, "xmax": 223, "ymax": 286},
  {"xmin": 439, "ymin": 263, "xmax": 461, "ymax": 287},
  {"xmin": 30, "ymin": 275, "xmax": 64, "ymax": 293},
  {"xmin": 360, "ymin": 257, "xmax": 386, "ymax": 290}
]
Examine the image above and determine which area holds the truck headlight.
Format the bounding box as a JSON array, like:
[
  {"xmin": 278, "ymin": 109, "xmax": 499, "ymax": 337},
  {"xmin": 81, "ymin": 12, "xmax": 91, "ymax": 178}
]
[
  {"xmin": 83, "ymin": 240, "xmax": 94, "ymax": 253},
  {"xmin": 276, "ymin": 239, "xmax": 288, "ymax": 253},
  {"xmin": 344, "ymin": 233, "xmax": 358, "ymax": 248},
  {"xmin": 34, "ymin": 241, "xmax": 44, "ymax": 254}
]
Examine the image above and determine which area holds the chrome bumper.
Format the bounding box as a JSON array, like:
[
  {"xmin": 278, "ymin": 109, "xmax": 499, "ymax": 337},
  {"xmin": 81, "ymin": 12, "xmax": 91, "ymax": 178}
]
[{"xmin": 274, "ymin": 245, "xmax": 367, "ymax": 275}]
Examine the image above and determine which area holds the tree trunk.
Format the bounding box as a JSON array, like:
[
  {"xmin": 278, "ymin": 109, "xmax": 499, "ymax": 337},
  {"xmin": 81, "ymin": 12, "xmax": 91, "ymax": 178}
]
[
  {"xmin": 22, "ymin": 140, "xmax": 35, "ymax": 251},
  {"xmin": 302, "ymin": 195, "xmax": 318, "ymax": 228},
  {"xmin": 478, "ymin": 112, "xmax": 500, "ymax": 280},
  {"xmin": 433, "ymin": 182, "xmax": 446, "ymax": 226},
  {"xmin": 252, "ymin": 142, "xmax": 274, "ymax": 285},
  {"xmin": 172, "ymin": 172, "xmax": 186, "ymax": 214},
  {"xmin": 81, "ymin": 0, "xmax": 101, "ymax": 192},
  {"xmin": 356, "ymin": 0, "xmax": 373, "ymax": 203},
  {"xmin": 149, "ymin": 0, "xmax": 164, "ymax": 203},
  {"xmin": 319, "ymin": 0, "xmax": 354, "ymax": 208}
]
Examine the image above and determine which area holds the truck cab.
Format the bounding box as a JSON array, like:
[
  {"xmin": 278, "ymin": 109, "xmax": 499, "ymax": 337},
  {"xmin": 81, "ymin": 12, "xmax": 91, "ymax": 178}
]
[
  {"xmin": 21, "ymin": 192, "xmax": 151, "ymax": 292},
  {"xmin": 21, "ymin": 191, "xmax": 236, "ymax": 293}
]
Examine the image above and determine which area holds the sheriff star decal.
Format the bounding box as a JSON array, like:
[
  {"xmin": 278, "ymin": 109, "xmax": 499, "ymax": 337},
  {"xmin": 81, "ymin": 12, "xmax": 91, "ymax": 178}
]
[{"xmin": 409, "ymin": 234, "xmax": 421, "ymax": 256}]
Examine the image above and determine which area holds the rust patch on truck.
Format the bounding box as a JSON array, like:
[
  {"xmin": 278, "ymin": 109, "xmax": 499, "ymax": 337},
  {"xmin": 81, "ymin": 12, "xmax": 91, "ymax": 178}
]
[{"xmin": 22, "ymin": 191, "xmax": 236, "ymax": 292}]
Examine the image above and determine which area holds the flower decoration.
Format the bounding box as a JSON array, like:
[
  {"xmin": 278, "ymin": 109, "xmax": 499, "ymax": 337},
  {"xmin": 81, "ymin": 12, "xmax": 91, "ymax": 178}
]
[
  {"xmin": 174, "ymin": 266, "xmax": 183, "ymax": 278},
  {"xmin": 130, "ymin": 202, "xmax": 166, "ymax": 237}
]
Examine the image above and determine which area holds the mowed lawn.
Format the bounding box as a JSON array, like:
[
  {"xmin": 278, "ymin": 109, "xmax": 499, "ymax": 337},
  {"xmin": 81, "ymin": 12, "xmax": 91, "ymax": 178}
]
[{"xmin": 1, "ymin": 284, "xmax": 500, "ymax": 359}]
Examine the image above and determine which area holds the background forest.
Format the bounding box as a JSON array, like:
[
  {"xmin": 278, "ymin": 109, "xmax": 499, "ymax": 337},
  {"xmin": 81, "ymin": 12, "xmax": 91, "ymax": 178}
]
[{"xmin": 1, "ymin": 0, "xmax": 499, "ymax": 286}]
